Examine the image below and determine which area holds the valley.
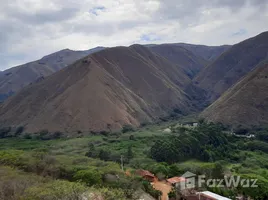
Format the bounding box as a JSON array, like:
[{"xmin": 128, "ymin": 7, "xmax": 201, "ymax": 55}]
[
  {"xmin": 0, "ymin": 30, "xmax": 268, "ymax": 200},
  {"xmin": 1, "ymin": 120, "xmax": 268, "ymax": 199}
]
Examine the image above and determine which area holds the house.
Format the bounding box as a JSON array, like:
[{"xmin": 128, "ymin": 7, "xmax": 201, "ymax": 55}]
[
  {"xmin": 197, "ymin": 191, "xmax": 232, "ymax": 200},
  {"xmin": 167, "ymin": 176, "xmax": 186, "ymax": 186},
  {"xmin": 193, "ymin": 123, "xmax": 198, "ymax": 127},
  {"xmin": 136, "ymin": 170, "xmax": 156, "ymax": 182}
]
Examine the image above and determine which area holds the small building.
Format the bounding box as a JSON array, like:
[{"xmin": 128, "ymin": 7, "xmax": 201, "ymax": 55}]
[
  {"xmin": 193, "ymin": 123, "xmax": 198, "ymax": 127},
  {"xmin": 163, "ymin": 128, "xmax": 172, "ymax": 133},
  {"xmin": 136, "ymin": 170, "xmax": 156, "ymax": 182},
  {"xmin": 167, "ymin": 176, "xmax": 186, "ymax": 187},
  {"xmin": 197, "ymin": 191, "xmax": 232, "ymax": 200}
]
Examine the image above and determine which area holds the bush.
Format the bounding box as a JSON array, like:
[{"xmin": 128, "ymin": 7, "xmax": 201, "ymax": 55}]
[
  {"xmin": 96, "ymin": 187, "xmax": 126, "ymax": 200},
  {"xmin": 74, "ymin": 169, "xmax": 102, "ymax": 186},
  {"xmin": 15, "ymin": 126, "xmax": 24, "ymax": 136},
  {"xmin": 23, "ymin": 133, "xmax": 32, "ymax": 139},
  {"xmin": 129, "ymin": 135, "xmax": 135, "ymax": 140},
  {"xmin": 99, "ymin": 149, "xmax": 111, "ymax": 161},
  {"xmin": 52, "ymin": 131, "xmax": 63, "ymax": 139},
  {"xmin": 36, "ymin": 130, "xmax": 49, "ymax": 140},
  {"xmin": 122, "ymin": 125, "xmax": 134, "ymax": 133},
  {"xmin": 142, "ymin": 181, "xmax": 162, "ymax": 199},
  {"xmin": 235, "ymin": 128, "xmax": 249, "ymax": 135},
  {"xmin": 0, "ymin": 127, "xmax": 11, "ymax": 138},
  {"xmin": 100, "ymin": 130, "xmax": 110, "ymax": 136},
  {"xmin": 23, "ymin": 180, "xmax": 88, "ymax": 200}
]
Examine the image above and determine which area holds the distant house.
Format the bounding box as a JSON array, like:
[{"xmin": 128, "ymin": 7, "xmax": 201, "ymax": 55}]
[
  {"xmin": 193, "ymin": 123, "xmax": 198, "ymax": 127},
  {"xmin": 163, "ymin": 128, "xmax": 172, "ymax": 133},
  {"xmin": 167, "ymin": 176, "xmax": 186, "ymax": 187},
  {"xmin": 136, "ymin": 170, "xmax": 156, "ymax": 182},
  {"xmin": 197, "ymin": 191, "xmax": 231, "ymax": 200}
]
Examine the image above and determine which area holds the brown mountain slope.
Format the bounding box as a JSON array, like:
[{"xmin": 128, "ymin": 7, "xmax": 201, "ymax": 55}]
[
  {"xmin": 177, "ymin": 43, "xmax": 231, "ymax": 61},
  {"xmin": 0, "ymin": 45, "xmax": 200, "ymax": 133},
  {"xmin": 201, "ymin": 61, "xmax": 268, "ymax": 128},
  {"xmin": 148, "ymin": 44, "xmax": 208, "ymax": 78},
  {"xmin": 194, "ymin": 31, "xmax": 268, "ymax": 102},
  {"xmin": 0, "ymin": 47, "xmax": 105, "ymax": 102}
]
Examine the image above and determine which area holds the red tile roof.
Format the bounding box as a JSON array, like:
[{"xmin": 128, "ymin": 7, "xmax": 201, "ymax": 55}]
[
  {"xmin": 167, "ymin": 177, "xmax": 186, "ymax": 184},
  {"xmin": 136, "ymin": 170, "xmax": 155, "ymax": 178}
]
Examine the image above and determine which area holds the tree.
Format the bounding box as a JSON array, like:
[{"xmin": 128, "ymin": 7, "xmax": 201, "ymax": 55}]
[
  {"xmin": 0, "ymin": 127, "xmax": 11, "ymax": 138},
  {"xmin": 74, "ymin": 169, "xmax": 102, "ymax": 186},
  {"xmin": 126, "ymin": 146, "xmax": 134, "ymax": 160},
  {"xmin": 98, "ymin": 149, "xmax": 110, "ymax": 161},
  {"xmin": 122, "ymin": 125, "xmax": 134, "ymax": 133},
  {"xmin": 129, "ymin": 135, "xmax": 135, "ymax": 140},
  {"xmin": 52, "ymin": 131, "xmax": 63, "ymax": 139},
  {"xmin": 15, "ymin": 126, "xmax": 24, "ymax": 136}
]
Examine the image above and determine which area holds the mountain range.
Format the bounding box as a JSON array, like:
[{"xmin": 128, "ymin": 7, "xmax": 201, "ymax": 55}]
[
  {"xmin": 0, "ymin": 31, "xmax": 268, "ymax": 132},
  {"xmin": 195, "ymin": 31, "xmax": 268, "ymax": 102},
  {"xmin": 0, "ymin": 45, "xmax": 206, "ymax": 133},
  {"xmin": 0, "ymin": 47, "xmax": 105, "ymax": 102},
  {"xmin": 201, "ymin": 61, "xmax": 268, "ymax": 128}
]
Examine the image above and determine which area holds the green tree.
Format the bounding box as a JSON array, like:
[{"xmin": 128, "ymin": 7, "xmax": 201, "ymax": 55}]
[
  {"xmin": 127, "ymin": 146, "xmax": 134, "ymax": 160},
  {"xmin": 74, "ymin": 169, "xmax": 102, "ymax": 186},
  {"xmin": 15, "ymin": 126, "xmax": 24, "ymax": 136},
  {"xmin": 99, "ymin": 149, "xmax": 110, "ymax": 161}
]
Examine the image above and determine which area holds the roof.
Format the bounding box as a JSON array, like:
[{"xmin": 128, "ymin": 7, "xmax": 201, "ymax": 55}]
[
  {"xmin": 181, "ymin": 171, "xmax": 196, "ymax": 178},
  {"xmin": 136, "ymin": 170, "xmax": 155, "ymax": 178},
  {"xmin": 198, "ymin": 191, "xmax": 231, "ymax": 200},
  {"xmin": 167, "ymin": 177, "xmax": 186, "ymax": 184}
]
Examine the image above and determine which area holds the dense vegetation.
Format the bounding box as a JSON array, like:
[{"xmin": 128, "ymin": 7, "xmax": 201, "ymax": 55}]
[{"xmin": 1, "ymin": 121, "xmax": 268, "ymax": 199}]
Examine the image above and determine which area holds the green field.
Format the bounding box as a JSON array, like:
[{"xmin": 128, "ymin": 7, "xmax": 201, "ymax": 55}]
[{"xmin": 1, "ymin": 121, "xmax": 268, "ymax": 199}]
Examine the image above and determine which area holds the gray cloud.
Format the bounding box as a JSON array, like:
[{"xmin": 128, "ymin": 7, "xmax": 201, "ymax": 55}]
[{"xmin": 0, "ymin": 0, "xmax": 267, "ymax": 70}]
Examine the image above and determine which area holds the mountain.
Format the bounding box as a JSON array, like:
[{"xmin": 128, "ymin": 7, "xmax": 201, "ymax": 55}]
[
  {"xmin": 0, "ymin": 45, "xmax": 203, "ymax": 133},
  {"xmin": 0, "ymin": 47, "xmax": 105, "ymax": 102},
  {"xmin": 194, "ymin": 31, "xmax": 268, "ymax": 102},
  {"xmin": 201, "ymin": 61, "xmax": 268, "ymax": 128},
  {"xmin": 148, "ymin": 44, "xmax": 208, "ymax": 78},
  {"xmin": 177, "ymin": 43, "xmax": 231, "ymax": 61}
]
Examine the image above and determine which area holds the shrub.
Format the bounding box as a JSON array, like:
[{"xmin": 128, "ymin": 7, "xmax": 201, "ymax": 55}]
[
  {"xmin": 74, "ymin": 169, "xmax": 102, "ymax": 186},
  {"xmin": 52, "ymin": 131, "xmax": 63, "ymax": 139},
  {"xmin": 0, "ymin": 127, "xmax": 11, "ymax": 138},
  {"xmin": 100, "ymin": 130, "xmax": 110, "ymax": 136},
  {"xmin": 129, "ymin": 135, "xmax": 135, "ymax": 140},
  {"xmin": 23, "ymin": 180, "xmax": 88, "ymax": 200},
  {"xmin": 122, "ymin": 125, "xmax": 134, "ymax": 133},
  {"xmin": 23, "ymin": 133, "xmax": 32, "ymax": 139},
  {"xmin": 235, "ymin": 128, "xmax": 249, "ymax": 135},
  {"xmin": 36, "ymin": 130, "xmax": 49, "ymax": 140},
  {"xmin": 96, "ymin": 187, "xmax": 126, "ymax": 200},
  {"xmin": 15, "ymin": 126, "xmax": 24, "ymax": 136},
  {"xmin": 142, "ymin": 181, "xmax": 162, "ymax": 199},
  {"xmin": 98, "ymin": 149, "xmax": 111, "ymax": 161}
]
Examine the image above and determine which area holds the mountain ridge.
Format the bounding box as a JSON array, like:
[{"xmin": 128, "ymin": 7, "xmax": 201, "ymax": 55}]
[
  {"xmin": 0, "ymin": 45, "xmax": 203, "ymax": 133},
  {"xmin": 194, "ymin": 31, "xmax": 268, "ymax": 102},
  {"xmin": 201, "ymin": 60, "xmax": 268, "ymax": 128},
  {"xmin": 0, "ymin": 47, "xmax": 105, "ymax": 102}
]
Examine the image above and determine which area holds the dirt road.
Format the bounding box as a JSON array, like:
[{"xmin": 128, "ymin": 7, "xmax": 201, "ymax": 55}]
[{"xmin": 152, "ymin": 181, "xmax": 172, "ymax": 200}]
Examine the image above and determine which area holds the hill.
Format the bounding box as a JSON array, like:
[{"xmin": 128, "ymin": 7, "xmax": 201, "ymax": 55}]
[
  {"xmin": 148, "ymin": 44, "xmax": 208, "ymax": 78},
  {"xmin": 201, "ymin": 61, "xmax": 268, "ymax": 128},
  {"xmin": 194, "ymin": 31, "xmax": 268, "ymax": 101},
  {"xmin": 0, "ymin": 47, "xmax": 105, "ymax": 102},
  {"xmin": 177, "ymin": 43, "xmax": 231, "ymax": 61},
  {"xmin": 0, "ymin": 45, "xmax": 204, "ymax": 133}
]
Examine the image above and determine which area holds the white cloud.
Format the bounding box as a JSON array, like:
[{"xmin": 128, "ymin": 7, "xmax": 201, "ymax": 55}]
[{"xmin": 0, "ymin": 0, "xmax": 267, "ymax": 70}]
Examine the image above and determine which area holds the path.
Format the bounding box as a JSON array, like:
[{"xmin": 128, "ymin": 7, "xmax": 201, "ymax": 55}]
[{"xmin": 152, "ymin": 181, "xmax": 172, "ymax": 200}]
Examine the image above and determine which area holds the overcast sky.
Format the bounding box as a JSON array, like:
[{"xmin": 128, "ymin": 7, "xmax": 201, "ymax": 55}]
[{"xmin": 0, "ymin": 0, "xmax": 267, "ymax": 70}]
